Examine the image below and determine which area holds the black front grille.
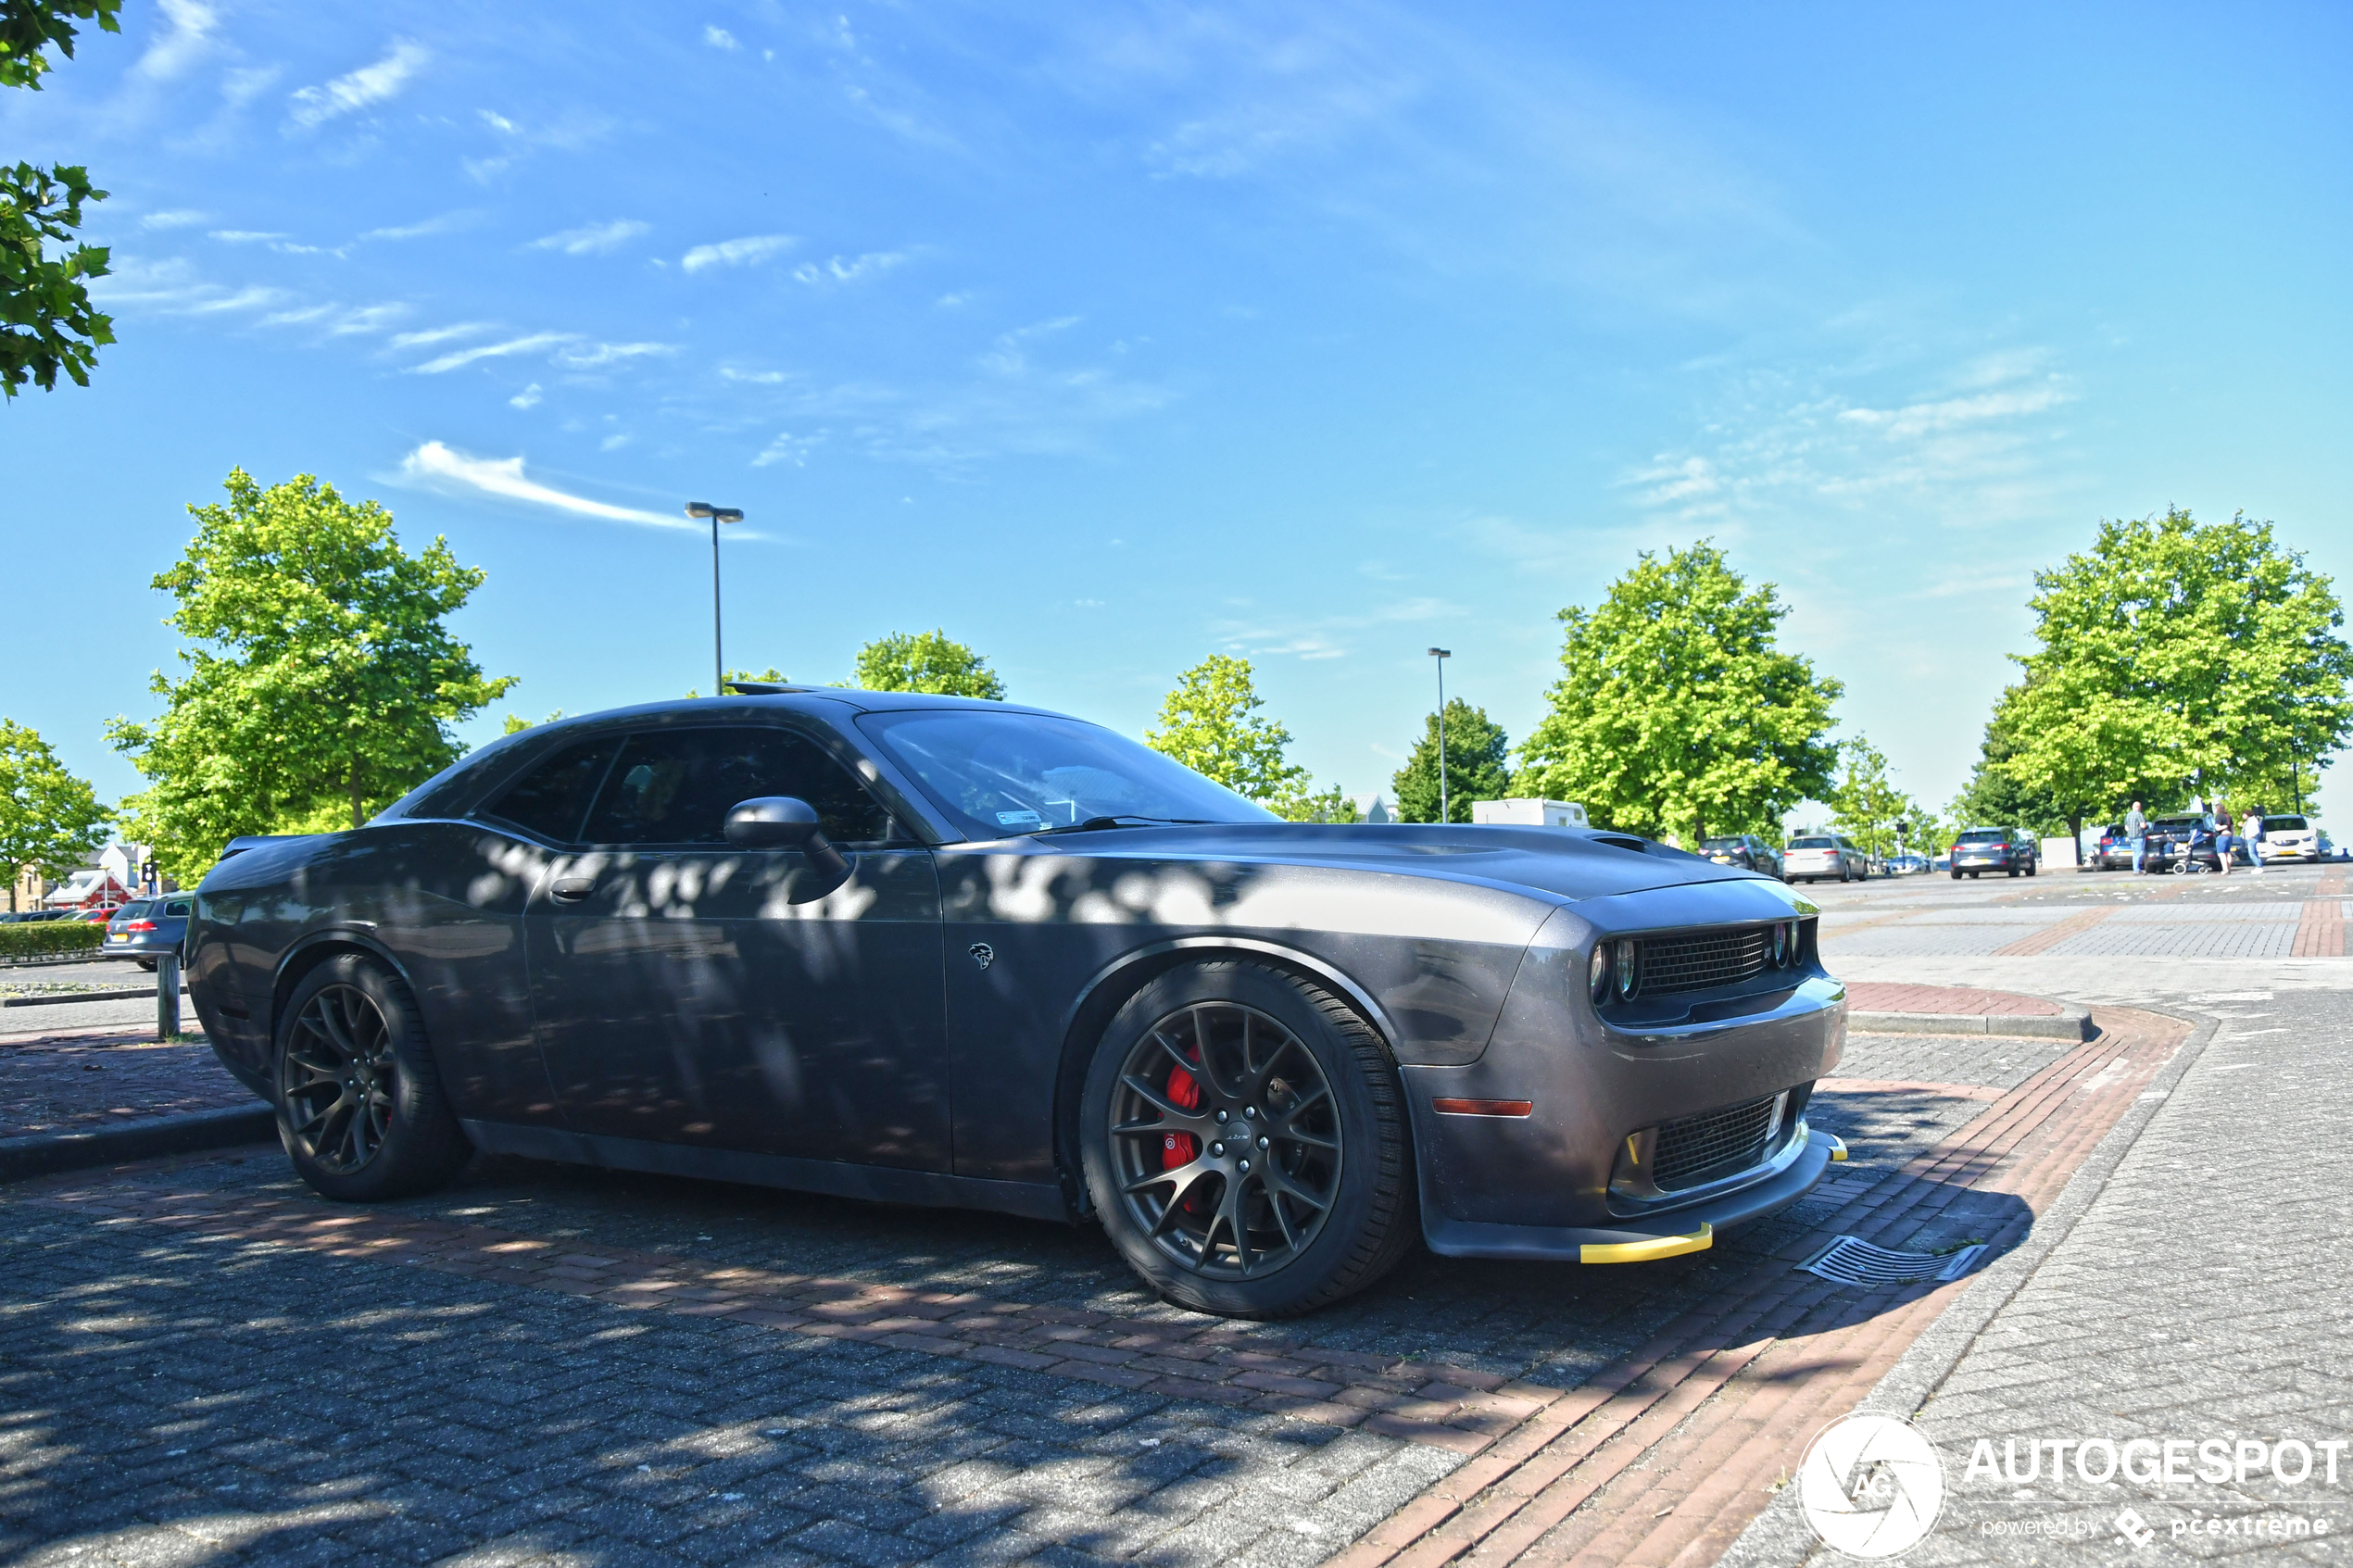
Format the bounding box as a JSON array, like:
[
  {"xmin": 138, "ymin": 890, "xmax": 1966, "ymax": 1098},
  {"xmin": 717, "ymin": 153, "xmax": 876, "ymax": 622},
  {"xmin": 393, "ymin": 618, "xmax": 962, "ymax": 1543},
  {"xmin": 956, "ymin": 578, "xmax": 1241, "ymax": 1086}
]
[
  {"xmin": 1636, "ymin": 926, "xmax": 1770, "ymax": 996},
  {"xmin": 1653, "ymin": 1094, "xmax": 1781, "ymax": 1190}
]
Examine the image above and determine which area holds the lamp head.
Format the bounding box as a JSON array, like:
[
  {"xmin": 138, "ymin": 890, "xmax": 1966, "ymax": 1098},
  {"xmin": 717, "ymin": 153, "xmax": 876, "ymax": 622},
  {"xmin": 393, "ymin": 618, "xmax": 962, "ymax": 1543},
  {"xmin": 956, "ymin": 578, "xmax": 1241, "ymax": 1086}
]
[
  {"xmin": 1428, "ymin": 647, "xmax": 1451, "ymax": 659},
  {"xmin": 713, "ymin": 508, "xmax": 744, "ymax": 524},
  {"xmin": 686, "ymin": 501, "xmax": 716, "ymax": 519}
]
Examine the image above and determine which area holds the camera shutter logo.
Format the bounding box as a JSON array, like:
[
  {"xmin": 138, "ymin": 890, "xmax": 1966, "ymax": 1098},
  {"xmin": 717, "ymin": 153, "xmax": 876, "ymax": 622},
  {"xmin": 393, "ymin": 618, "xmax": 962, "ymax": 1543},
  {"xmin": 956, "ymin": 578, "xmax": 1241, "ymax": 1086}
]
[{"xmin": 1798, "ymin": 1411, "xmax": 1946, "ymax": 1558}]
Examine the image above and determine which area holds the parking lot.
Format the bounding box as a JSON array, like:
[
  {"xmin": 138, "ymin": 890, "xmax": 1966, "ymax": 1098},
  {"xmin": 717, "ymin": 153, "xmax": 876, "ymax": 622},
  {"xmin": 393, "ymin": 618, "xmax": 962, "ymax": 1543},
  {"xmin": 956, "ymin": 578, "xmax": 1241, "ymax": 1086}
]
[{"xmin": 2, "ymin": 859, "xmax": 2344, "ymax": 1566}]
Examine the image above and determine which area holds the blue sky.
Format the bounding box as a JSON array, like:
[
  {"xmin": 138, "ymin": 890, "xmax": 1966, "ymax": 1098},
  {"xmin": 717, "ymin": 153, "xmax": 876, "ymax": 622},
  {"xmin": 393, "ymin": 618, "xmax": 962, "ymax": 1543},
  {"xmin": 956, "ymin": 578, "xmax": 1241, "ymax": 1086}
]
[{"xmin": 6, "ymin": 1, "xmax": 2350, "ymax": 829}]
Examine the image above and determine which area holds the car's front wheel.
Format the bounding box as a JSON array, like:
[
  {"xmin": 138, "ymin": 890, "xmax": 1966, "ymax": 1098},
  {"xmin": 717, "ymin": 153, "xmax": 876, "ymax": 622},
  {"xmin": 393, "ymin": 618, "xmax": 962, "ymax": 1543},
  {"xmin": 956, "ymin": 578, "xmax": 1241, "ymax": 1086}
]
[
  {"xmin": 1080, "ymin": 960, "xmax": 1415, "ymax": 1318},
  {"xmin": 274, "ymin": 953, "xmax": 472, "ymax": 1202}
]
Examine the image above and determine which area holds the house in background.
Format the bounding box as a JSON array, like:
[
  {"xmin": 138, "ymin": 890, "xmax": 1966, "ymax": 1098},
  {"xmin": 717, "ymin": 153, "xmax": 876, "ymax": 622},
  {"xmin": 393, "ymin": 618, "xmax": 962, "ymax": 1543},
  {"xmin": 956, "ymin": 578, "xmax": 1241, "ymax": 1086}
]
[
  {"xmin": 1470, "ymin": 798, "xmax": 1590, "ymax": 828},
  {"xmin": 1346, "ymin": 794, "xmax": 1394, "ymax": 822},
  {"xmin": 10, "ymin": 843, "xmax": 172, "ymax": 913}
]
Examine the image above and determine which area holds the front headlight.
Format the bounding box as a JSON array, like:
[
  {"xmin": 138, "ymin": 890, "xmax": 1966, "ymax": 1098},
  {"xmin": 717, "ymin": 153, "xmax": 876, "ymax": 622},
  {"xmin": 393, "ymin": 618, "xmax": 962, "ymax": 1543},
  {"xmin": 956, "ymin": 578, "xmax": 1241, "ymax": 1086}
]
[
  {"xmin": 1589, "ymin": 944, "xmax": 1610, "ymax": 1004},
  {"xmin": 1770, "ymin": 920, "xmax": 1789, "ymax": 966},
  {"xmin": 1614, "ymin": 937, "xmax": 1639, "ymax": 998}
]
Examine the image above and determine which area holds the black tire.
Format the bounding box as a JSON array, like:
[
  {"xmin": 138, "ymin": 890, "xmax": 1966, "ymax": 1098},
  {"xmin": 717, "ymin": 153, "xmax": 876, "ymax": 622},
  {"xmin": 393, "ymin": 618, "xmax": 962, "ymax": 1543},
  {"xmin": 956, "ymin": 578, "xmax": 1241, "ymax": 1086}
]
[
  {"xmin": 135, "ymin": 958, "xmax": 157, "ymax": 972},
  {"xmin": 274, "ymin": 953, "xmax": 472, "ymax": 1202},
  {"xmin": 2007, "ymin": 865, "xmax": 2020, "ymax": 878},
  {"xmin": 1079, "ymin": 960, "xmax": 1415, "ymax": 1318},
  {"xmin": 1949, "ymin": 869, "xmax": 1960, "ymax": 880},
  {"xmin": 2026, "ymin": 860, "xmax": 2037, "ymax": 877}
]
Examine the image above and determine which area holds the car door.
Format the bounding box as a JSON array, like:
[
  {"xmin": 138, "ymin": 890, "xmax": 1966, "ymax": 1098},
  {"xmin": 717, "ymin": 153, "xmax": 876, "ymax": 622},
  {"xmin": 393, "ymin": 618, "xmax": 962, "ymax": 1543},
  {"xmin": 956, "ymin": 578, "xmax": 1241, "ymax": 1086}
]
[{"xmin": 522, "ymin": 722, "xmax": 950, "ymax": 1171}]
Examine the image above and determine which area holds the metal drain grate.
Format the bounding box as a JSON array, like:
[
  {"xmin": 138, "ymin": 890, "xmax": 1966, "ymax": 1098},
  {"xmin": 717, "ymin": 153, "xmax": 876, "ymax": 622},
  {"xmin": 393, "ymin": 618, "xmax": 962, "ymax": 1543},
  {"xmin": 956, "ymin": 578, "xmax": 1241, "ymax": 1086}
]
[{"xmin": 1798, "ymin": 1236, "xmax": 1989, "ymax": 1286}]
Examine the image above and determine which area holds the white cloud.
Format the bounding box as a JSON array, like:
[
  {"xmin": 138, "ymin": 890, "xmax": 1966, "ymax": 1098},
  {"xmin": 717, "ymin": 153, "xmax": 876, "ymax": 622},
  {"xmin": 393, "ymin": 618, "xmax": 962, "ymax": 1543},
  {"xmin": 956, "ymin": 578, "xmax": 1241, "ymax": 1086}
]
[
  {"xmin": 720, "ymin": 367, "xmax": 791, "ymax": 384},
  {"xmin": 529, "ymin": 220, "xmax": 651, "ymax": 256},
  {"xmin": 288, "ymin": 41, "xmax": 429, "ymax": 129},
  {"xmin": 752, "ymin": 432, "xmax": 823, "ymax": 468},
  {"xmin": 141, "ymin": 209, "xmax": 208, "ymax": 230},
  {"xmin": 397, "ymin": 442, "xmax": 693, "ymax": 531},
  {"xmin": 556, "ymin": 341, "xmax": 674, "ymax": 369},
  {"xmin": 1838, "ymin": 384, "xmax": 2073, "ymax": 440},
  {"xmin": 389, "ymin": 323, "xmax": 490, "ymax": 349},
  {"xmin": 208, "ymin": 230, "xmax": 285, "ymax": 245},
  {"xmin": 261, "ymin": 301, "xmax": 409, "ymax": 334},
  {"xmin": 134, "ymin": 0, "xmax": 217, "ymax": 82},
  {"xmin": 409, "ymin": 332, "xmax": 576, "ymax": 374},
  {"xmin": 90, "ymin": 259, "xmax": 284, "ymax": 315},
  {"xmin": 510, "ymin": 383, "xmax": 543, "ymax": 409},
  {"xmin": 705, "ymin": 25, "xmax": 739, "ymax": 50},
  {"xmin": 682, "ymin": 234, "xmax": 796, "ymax": 272},
  {"xmin": 361, "ymin": 212, "xmax": 473, "ymax": 242},
  {"xmin": 792, "ymin": 251, "xmax": 906, "ymax": 286}
]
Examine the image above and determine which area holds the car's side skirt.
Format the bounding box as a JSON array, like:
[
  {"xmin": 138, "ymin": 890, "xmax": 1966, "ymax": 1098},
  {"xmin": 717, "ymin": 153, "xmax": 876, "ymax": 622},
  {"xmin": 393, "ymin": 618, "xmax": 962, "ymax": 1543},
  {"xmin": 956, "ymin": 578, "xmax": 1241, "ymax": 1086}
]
[{"xmin": 458, "ymin": 1120, "xmax": 1071, "ymax": 1223}]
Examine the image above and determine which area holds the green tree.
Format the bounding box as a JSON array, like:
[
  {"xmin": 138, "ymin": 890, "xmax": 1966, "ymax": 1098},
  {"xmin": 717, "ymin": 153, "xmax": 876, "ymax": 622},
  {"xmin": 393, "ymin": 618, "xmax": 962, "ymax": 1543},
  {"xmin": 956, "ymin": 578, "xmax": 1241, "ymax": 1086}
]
[
  {"xmin": 107, "ymin": 470, "xmax": 515, "ymax": 882},
  {"xmin": 1516, "ymin": 541, "xmax": 1843, "ymax": 842},
  {"xmin": 1145, "ymin": 655, "xmax": 1309, "ymax": 803},
  {"xmin": 1391, "ymin": 700, "xmax": 1509, "ymax": 823},
  {"xmin": 686, "ymin": 665, "xmax": 790, "ymax": 698},
  {"xmin": 849, "ymin": 630, "xmax": 1005, "ymax": 699},
  {"xmin": 2, "ymin": 1, "xmax": 120, "ymax": 397},
  {"xmin": 1825, "ymin": 735, "xmax": 1915, "ymax": 859},
  {"xmin": 1998, "ymin": 508, "xmax": 2353, "ymax": 826},
  {"xmin": 0, "ymin": 718, "xmax": 109, "ymax": 910}
]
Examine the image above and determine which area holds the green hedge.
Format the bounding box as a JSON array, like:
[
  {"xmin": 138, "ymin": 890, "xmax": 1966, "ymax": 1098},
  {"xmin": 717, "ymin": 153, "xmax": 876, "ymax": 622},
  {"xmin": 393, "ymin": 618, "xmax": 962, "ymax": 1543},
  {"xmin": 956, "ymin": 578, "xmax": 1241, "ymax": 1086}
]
[{"xmin": 0, "ymin": 920, "xmax": 107, "ymax": 959}]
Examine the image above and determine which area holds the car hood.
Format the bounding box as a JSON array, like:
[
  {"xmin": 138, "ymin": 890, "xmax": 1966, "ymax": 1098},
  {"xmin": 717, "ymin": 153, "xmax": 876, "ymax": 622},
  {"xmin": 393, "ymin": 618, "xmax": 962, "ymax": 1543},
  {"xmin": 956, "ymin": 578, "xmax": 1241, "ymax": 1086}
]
[{"xmin": 1022, "ymin": 822, "xmax": 1765, "ymax": 904}]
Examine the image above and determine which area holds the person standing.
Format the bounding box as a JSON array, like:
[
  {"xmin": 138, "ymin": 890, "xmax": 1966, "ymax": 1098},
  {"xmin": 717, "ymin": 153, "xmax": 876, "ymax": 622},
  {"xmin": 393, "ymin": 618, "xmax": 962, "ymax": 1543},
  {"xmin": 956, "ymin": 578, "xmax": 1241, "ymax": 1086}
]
[
  {"xmin": 2125, "ymin": 800, "xmax": 2148, "ymax": 873},
  {"xmin": 2244, "ymin": 806, "xmax": 2267, "ymax": 875}
]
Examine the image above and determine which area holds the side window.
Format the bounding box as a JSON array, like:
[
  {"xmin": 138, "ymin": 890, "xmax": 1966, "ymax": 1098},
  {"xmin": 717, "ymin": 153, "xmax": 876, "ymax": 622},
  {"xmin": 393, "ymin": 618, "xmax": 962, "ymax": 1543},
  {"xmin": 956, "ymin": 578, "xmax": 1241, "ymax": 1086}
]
[
  {"xmin": 477, "ymin": 738, "xmax": 620, "ymax": 844},
  {"xmin": 166, "ymin": 900, "xmax": 192, "ymax": 917},
  {"xmin": 580, "ymin": 728, "xmax": 897, "ymax": 847}
]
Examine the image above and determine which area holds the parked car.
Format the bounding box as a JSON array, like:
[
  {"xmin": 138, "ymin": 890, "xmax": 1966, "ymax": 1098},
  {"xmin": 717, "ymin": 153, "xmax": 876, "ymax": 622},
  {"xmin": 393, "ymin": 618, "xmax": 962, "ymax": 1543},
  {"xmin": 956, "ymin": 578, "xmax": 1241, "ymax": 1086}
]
[
  {"xmin": 2089, "ymin": 822, "xmax": 2136, "ymax": 871},
  {"xmin": 1699, "ymin": 834, "xmax": 1783, "ymax": 878},
  {"xmin": 1928, "ymin": 853, "xmax": 1951, "ymax": 873},
  {"xmin": 2259, "ymin": 814, "xmax": 2324, "ymax": 863},
  {"xmin": 186, "ymin": 689, "xmax": 1846, "ymax": 1318},
  {"xmin": 106, "ymin": 897, "xmax": 193, "ymax": 971},
  {"xmin": 72, "ymin": 904, "xmax": 125, "ymax": 921},
  {"xmin": 1949, "ymin": 827, "xmax": 2037, "ymax": 879},
  {"xmin": 1782, "ymin": 834, "xmax": 1867, "ymax": 883},
  {"xmin": 2142, "ymin": 814, "xmax": 2210, "ymax": 872},
  {"xmin": 1885, "ymin": 854, "xmax": 1929, "ymax": 876}
]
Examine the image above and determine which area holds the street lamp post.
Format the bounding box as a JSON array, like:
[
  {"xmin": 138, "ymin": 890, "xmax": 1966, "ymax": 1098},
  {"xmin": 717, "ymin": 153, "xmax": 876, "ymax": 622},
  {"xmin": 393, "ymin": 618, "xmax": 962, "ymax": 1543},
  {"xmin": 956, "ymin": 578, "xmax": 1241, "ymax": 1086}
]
[
  {"xmin": 685, "ymin": 501, "xmax": 745, "ymax": 696},
  {"xmin": 1428, "ymin": 648, "xmax": 1452, "ymax": 823}
]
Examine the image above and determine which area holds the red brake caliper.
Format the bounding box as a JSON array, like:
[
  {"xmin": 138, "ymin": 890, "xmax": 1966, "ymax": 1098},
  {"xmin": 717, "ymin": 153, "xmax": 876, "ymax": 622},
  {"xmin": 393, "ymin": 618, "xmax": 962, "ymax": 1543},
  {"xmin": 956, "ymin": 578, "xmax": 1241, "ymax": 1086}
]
[{"xmin": 1163, "ymin": 1063, "xmax": 1201, "ymax": 1169}]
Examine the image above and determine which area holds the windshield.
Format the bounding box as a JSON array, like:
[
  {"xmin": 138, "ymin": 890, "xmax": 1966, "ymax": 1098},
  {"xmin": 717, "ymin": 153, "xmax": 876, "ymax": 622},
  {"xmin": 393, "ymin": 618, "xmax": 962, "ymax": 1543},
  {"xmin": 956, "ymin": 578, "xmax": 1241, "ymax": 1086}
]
[
  {"xmin": 858, "ymin": 709, "xmax": 1278, "ymax": 840},
  {"xmin": 1957, "ymin": 830, "xmax": 2005, "ymax": 844},
  {"xmin": 1789, "ymin": 837, "xmax": 1833, "ymax": 849},
  {"xmin": 2266, "ymin": 815, "xmax": 2309, "ymax": 831},
  {"xmin": 1702, "ymin": 836, "xmax": 1746, "ymax": 850}
]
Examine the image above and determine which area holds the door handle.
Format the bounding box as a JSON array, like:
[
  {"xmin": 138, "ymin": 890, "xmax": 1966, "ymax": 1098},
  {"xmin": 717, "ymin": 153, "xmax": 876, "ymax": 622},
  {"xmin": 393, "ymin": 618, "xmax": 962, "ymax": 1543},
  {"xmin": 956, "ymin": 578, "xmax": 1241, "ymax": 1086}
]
[{"xmin": 549, "ymin": 875, "xmax": 597, "ymax": 902}]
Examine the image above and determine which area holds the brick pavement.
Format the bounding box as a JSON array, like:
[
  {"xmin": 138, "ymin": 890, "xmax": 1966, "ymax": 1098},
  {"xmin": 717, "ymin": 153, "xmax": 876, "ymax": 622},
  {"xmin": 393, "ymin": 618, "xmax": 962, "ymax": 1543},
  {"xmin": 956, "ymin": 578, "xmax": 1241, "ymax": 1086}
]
[
  {"xmin": 1727, "ymin": 990, "xmax": 2353, "ymax": 1566},
  {"xmin": 0, "ymin": 1010, "xmax": 2191, "ymax": 1567},
  {"xmin": 0, "ymin": 1029, "xmax": 255, "ymax": 1141},
  {"xmin": 1843, "ymin": 985, "xmax": 2065, "ymax": 1018}
]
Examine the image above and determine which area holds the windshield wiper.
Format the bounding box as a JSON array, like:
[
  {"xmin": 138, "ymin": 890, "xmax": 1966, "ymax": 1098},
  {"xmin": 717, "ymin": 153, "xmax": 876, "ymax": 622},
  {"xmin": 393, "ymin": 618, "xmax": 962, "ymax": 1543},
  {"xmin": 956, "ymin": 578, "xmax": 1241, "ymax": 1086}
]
[{"xmin": 1041, "ymin": 815, "xmax": 1213, "ymax": 834}]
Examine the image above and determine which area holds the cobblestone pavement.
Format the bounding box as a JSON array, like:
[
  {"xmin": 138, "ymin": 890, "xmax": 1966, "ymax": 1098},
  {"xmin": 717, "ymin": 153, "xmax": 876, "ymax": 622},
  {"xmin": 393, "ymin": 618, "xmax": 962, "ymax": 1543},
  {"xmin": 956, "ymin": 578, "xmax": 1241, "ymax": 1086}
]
[
  {"xmin": 0, "ymin": 1018, "xmax": 2177, "ymax": 1568},
  {"xmin": 0, "ymin": 1032, "xmax": 255, "ymax": 1140},
  {"xmin": 1817, "ymin": 863, "xmax": 2351, "ymax": 998},
  {"xmin": 1730, "ymin": 988, "xmax": 2352, "ymax": 1567},
  {"xmin": 0, "ymin": 962, "xmax": 185, "ymax": 1039}
]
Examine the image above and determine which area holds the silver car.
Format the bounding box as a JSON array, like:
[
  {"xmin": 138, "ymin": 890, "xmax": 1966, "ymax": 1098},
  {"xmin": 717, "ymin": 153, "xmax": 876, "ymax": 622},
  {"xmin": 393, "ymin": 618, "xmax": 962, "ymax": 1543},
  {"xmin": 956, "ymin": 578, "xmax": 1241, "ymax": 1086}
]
[{"xmin": 1782, "ymin": 834, "xmax": 1867, "ymax": 884}]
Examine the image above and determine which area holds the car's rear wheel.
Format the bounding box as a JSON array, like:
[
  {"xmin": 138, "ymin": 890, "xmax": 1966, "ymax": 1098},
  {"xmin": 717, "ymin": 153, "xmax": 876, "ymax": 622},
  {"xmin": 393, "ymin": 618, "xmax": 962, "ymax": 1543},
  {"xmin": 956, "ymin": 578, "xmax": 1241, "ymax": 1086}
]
[
  {"xmin": 274, "ymin": 953, "xmax": 472, "ymax": 1202},
  {"xmin": 135, "ymin": 958, "xmax": 157, "ymax": 972},
  {"xmin": 1080, "ymin": 960, "xmax": 1415, "ymax": 1318}
]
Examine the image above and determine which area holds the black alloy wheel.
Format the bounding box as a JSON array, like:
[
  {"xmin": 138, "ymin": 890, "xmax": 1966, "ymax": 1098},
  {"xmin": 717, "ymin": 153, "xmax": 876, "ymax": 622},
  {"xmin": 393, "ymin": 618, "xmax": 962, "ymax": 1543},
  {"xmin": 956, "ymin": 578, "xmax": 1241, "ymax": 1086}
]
[
  {"xmin": 1081, "ymin": 961, "xmax": 1414, "ymax": 1318},
  {"xmin": 280, "ymin": 981, "xmax": 398, "ymax": 1173},
  {"xmin": 274, "ymin": 953, "xmax": 472, "ymax": 1201}
]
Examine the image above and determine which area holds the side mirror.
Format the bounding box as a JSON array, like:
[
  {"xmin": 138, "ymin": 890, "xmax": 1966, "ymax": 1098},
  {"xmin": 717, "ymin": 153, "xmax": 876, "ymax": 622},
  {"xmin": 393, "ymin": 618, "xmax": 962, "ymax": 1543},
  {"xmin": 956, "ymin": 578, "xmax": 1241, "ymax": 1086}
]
[{"xmin": 724, "ymin": 797, "xmax": 852, "ymax": 884}]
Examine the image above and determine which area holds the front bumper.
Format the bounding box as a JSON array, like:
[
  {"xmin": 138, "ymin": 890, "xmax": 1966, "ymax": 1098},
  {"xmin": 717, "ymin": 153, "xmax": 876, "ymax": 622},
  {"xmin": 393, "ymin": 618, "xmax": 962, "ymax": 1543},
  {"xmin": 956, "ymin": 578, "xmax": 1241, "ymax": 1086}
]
[{"xmin": 1421, "ymin": 1126, "xmax": 1838, "ymax": 1261}]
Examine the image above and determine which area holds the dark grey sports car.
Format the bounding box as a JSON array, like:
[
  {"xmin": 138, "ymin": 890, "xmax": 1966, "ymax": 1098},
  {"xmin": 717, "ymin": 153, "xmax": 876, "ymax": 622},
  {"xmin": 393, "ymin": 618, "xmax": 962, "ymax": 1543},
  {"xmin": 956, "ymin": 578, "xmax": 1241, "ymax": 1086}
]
[{"xmin": 188, "ymin": 688, "xmax": 1846, "ymax": 1317}]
